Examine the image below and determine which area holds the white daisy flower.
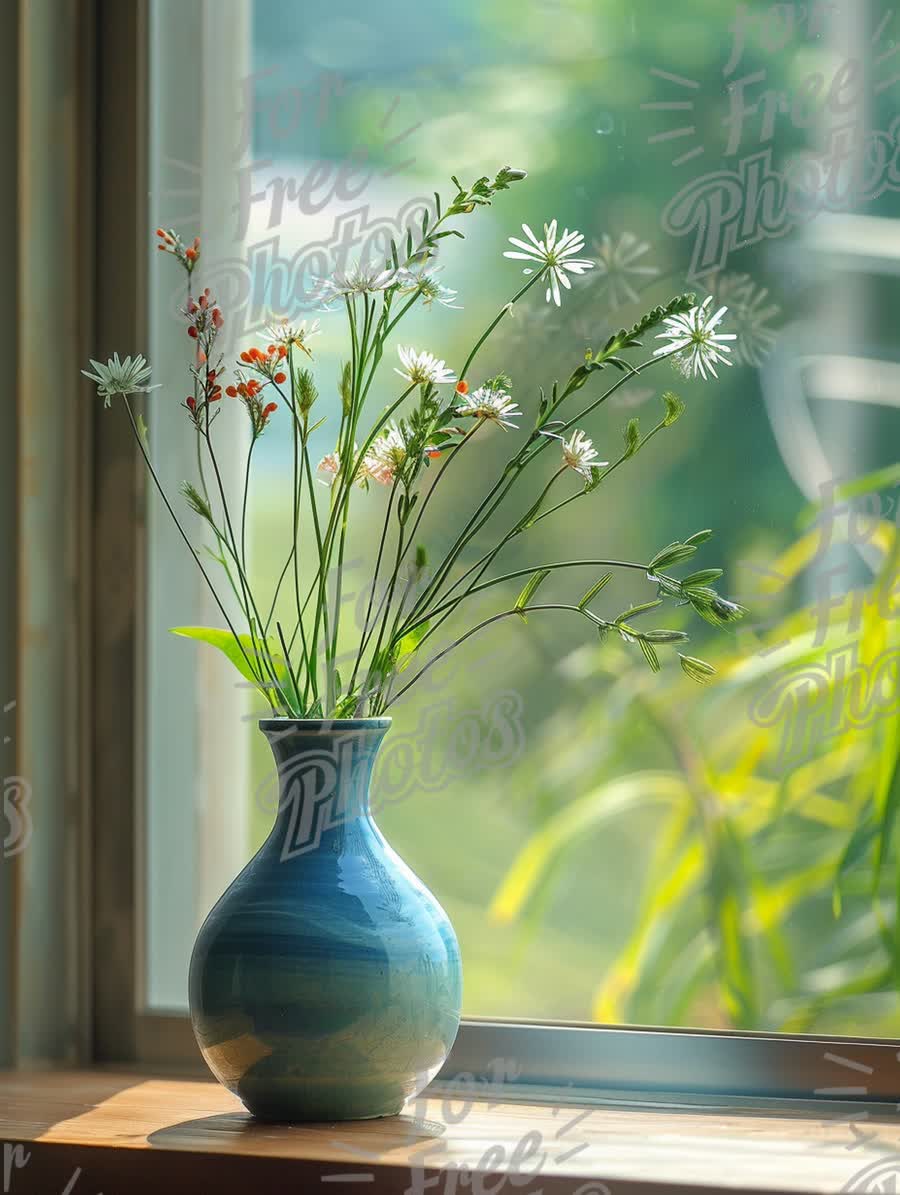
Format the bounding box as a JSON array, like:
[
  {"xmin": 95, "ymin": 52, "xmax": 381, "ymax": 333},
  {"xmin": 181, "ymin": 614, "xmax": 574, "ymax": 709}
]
[
  {"xmin": 82, "ymin": 353, "xmax": 161, "ymax": 408},
  {"xmin": 561, "ymin": 429, "xmax": 608, "ymax": 480},
  {"xmin": 653, "ymin": 296, "xmax": 737, "ymax": 380},
  {"xmin": 265, "ymin": 318, "xmax": 321, "ymax": 355},
  {"xmin": 396, "ymin": 264, "xmax": 461, "ymax": 309},
  {"xmin": 316, "ymin": 450, "xmax": 342, "ymax": 486},
  {"xmin": 708, "ymin": 272, "xmax": 779, "ymax": 368},
  {"xmin": 360, "ymin": 424, "xmax": 409, "ymax": 486},
  {"xmin": 359, "ymin": 423, "xmax": 442, "ymax": 486},
  {"xmin": 455, "ymin": 386, "xmax": 521, "ymax": 430},
  {"xmin": 395, "ymin": 346, "xmax": 457, "ymax": 386},
  {"xmin": 317, "ymin": 445, "xmax": 368, "ymax": 488},
  {"xmin": 503, "ymin": 219, "xmax": 595, "ymax": 307},
  {"xmin": 313, "ymin": 262, "xmax": 399, "ymax": 306}
]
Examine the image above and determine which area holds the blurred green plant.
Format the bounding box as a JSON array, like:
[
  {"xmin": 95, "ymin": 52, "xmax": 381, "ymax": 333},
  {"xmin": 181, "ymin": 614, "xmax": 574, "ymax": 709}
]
[{"xmin": 490, "ymin": 465, "xmax": 900, "ymax": 1031}]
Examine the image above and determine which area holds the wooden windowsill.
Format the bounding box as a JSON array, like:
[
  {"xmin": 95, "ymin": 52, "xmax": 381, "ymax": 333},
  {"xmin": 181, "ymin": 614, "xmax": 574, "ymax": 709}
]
[{"xmin": 2, "ymin": 1069, "xmax": 899, "ymax": 1194}]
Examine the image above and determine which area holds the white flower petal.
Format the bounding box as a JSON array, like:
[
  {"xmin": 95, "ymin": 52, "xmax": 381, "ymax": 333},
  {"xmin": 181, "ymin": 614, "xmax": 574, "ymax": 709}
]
[{"xmin": 520, "ymin": 223, "xmax": 545, "ymax": 251}]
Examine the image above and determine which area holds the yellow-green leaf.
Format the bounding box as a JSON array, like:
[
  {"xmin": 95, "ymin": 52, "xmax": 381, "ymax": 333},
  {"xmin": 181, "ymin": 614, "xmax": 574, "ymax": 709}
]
[{"xmin": 514, "ymin": 568, "xmax": 551, "ymax": 621}]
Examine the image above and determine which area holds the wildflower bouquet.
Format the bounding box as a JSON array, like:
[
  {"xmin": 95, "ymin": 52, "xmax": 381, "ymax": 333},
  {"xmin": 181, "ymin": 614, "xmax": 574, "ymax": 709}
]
[{"xmin": 83, "ymin": 167, "xmax": 744, "ymax": 719}]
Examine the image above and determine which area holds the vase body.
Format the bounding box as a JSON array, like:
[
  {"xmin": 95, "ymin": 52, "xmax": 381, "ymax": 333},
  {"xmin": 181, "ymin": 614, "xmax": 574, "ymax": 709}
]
[{"xmin": 188, "ymin": 718, "xmax": 462, "ymax": 1122}]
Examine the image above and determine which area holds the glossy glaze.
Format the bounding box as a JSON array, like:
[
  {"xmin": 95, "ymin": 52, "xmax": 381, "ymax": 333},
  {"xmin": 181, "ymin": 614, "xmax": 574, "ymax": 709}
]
[{"xmin": 189, "ymin": 719, "xmax": 462, "ymax": 1122}]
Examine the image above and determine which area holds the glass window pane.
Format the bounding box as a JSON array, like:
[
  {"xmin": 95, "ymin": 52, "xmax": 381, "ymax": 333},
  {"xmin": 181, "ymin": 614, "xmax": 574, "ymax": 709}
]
[{"xmin": 145, "ymin": 0, "xmax": 900, "ymax": 1035}]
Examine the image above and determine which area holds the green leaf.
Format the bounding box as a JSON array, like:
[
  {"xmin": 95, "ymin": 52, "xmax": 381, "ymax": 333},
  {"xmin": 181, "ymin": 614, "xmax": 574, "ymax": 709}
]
[
  {"xmin": 333, "ymin": 690, "xmax": 359, "ymax": 719},
  {"xmin": 171, "ymin": 626, "xmax": 266, "ymax": 687},
  {"xmin": 615, "ymin": 599, "xmax": 663, "ymax": 624},
  {"xmin": 594, "ymin": 816, "xmax": 701, "ymax": 1022},
  {"xmin": 137, "ymin": 411, "xmax": 150, "ymax": 446},
  {"xmin": 680, "ymin": 568, "xmax": 723, "ymax": 587},
  {"xmin": 689, "ymin": 593, "xmax": 747, "ymax": 627},
  {"xmin": 595, "ymin": 294, "xmax": 697, "ymax": 361},
  {"xmin": 873, "ymin": 723, "xmax": 900, "ymax": 898},
  {"xmin": 638, "ymin": 638, "xmax": 660, "ymax": 672},
  {"xmin": 649, "ymin": 541, "xmax": 699, "ymax": 570},
  {"xmin": 707, "ymin": 816, "xmax": 759, "ymax": 1028},
  {"xmin": 797, "ymin": 461, "xmax": 900, "ymax": 530},
  {"xmin": 623, "ymin": 418, "xmax": 641, "ymax": 458},
  {"xmin": 678, "ymin": 654, "xmax": 716, "ymax": 683},
  {"xmin": 578, "ymin": 572, "xmax": 613, "ymax": 610},
  {"xmin": 834, "ymin": 810, "xmax": 878, "ymax": 917},
  {"xmin": 661, "ymin": 391, "xmax": 685, "ymax": 426},
  {"xmin": 514, "ymin": 568, "xmax": 551, "ymax": 620},
  {"xmin": 642, "ymin": 629, "xmax": 690, "ymax": 644},
  {"xmin": 339, "ymin": 361, "xmax": 353, "ymax": 415},
  {"xmin": 170, "ymin": 626, "xmax": 300, "ymax": 710},
  {"xmin": 684, "ymin": 529, "xmax": 713, "ymax": 546},
  {"xmin": 394, "ymin": 621, "xmax": 431, "ymax": 673},
  {"xmin": 489, "ymin": 771, "xmax": 690, "ymax": 924}
]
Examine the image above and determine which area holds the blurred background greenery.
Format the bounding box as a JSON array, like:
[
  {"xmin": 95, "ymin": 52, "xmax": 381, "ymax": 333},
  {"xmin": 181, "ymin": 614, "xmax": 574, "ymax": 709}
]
[{"xmin": 154, "ymin": 0, "xmax": 900, "ymax": 1030}]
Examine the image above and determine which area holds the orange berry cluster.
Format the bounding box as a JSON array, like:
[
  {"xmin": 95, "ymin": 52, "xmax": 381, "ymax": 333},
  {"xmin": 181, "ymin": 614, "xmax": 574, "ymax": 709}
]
[
  {"xmin": 223, "ymin": 371, "xmax": 278, "ymax": 436},
  {"xmin": 239, "ymin": 344, "xmax": 288, "ymax": 384},
  {"xmin": 186, "ymin": 289, "xmax": 224, "ymax": 339},
  {"xmin": 184, "ymin": 368, "xmax": 224, "ymax": 420},
  {"xmin": 225, "ymin": 377, "xmax": 262, "ymax": 400},
  {"xmin": 156, "ymin": 228, "xmax": 201, "ymax": 271}
]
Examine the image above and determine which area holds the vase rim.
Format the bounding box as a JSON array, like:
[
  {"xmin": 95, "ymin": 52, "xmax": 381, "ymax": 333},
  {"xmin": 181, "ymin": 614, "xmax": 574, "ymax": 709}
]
[{"xmin": 258, "ymin": 717, "xmax": 391, "ymax": 732}]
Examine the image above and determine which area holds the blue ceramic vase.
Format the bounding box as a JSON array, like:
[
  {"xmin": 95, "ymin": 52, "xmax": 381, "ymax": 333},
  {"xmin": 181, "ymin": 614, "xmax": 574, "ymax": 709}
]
[{"xmin": 188, "ymin": 718, "xmax": 462, "ymax": 1122}]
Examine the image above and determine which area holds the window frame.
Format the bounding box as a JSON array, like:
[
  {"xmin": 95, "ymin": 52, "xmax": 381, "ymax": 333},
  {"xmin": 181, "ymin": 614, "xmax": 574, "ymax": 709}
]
[{"xmin": 88, "ymin": 0, "xmax": 900, "ymax": 1111}]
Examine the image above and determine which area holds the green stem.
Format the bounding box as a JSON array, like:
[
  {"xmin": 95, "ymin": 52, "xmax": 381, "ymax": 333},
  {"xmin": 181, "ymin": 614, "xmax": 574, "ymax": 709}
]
[
  {"xmin": 348, "ymin": 481, "xmax": 398, "ymax": 695},
  {"xmin": 456, "ymin": 271, "xmax": 544, "ymax": 383},
  {"xmin": 122, "ymin": 396, "xmax": 272, "ymax": 703},
  {"xmin": 384, "ymin": 602, "xmax": 615, "ymax": 709},
  {"xmin": 412, "ymin": 354, "xmax": 667, "ymax": 619},
  {"xmin": 240, "ymin": 436, "xmax": 255, "ymax": 576},
  {"xmin": 394, "ymin": 558, "xmax": 654, "ymax": 643},
  {"xmin": 202, "ymin": 426, "xmax": 283, "ymax": 702}
]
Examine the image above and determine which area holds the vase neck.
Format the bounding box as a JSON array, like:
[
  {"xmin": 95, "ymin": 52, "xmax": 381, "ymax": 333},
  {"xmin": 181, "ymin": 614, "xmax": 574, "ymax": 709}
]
[{"xmin": 260, "ymin": 722, "xmax": 389, "ymax": 860}]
